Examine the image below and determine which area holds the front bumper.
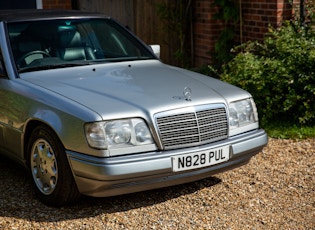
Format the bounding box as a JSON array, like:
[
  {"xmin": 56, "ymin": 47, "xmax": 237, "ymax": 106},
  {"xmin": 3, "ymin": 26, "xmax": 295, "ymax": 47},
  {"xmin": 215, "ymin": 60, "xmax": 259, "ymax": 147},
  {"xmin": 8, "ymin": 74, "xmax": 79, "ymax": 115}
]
[{"xmin": 67, "ymin": 129, "xmax": 268, "ymax": 197}]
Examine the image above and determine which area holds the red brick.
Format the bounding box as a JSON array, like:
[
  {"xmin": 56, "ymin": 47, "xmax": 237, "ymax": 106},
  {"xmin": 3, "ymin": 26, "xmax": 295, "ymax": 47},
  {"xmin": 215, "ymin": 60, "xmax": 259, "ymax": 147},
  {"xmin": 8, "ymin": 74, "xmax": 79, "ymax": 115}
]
[{"xmin": 42, "ymin": 0, "xmax": 72, "ymax": 9}]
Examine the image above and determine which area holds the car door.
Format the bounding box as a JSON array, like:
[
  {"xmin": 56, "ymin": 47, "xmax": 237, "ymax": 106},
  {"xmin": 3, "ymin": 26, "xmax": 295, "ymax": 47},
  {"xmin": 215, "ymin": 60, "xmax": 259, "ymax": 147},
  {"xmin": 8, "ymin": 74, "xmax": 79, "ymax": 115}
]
[{"xmin": 0, "ymin": 47, "xmax": 25, "ymax": 161}]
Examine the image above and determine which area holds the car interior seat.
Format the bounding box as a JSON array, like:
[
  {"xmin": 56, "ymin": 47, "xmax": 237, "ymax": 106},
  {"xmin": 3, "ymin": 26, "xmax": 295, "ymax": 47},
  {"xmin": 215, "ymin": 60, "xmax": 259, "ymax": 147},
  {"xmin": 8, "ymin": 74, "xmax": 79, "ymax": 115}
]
[{"xmin": 56, "ymin": 27, "xmax": 95, "ymax": 61}]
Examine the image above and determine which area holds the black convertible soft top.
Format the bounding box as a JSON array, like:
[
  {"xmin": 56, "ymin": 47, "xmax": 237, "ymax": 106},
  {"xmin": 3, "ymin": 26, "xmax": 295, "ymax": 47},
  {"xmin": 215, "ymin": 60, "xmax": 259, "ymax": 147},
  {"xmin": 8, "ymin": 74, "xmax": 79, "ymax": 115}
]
[{"xmin": 0, "ymin": 9, "xmax": 109, "ymax": 22}]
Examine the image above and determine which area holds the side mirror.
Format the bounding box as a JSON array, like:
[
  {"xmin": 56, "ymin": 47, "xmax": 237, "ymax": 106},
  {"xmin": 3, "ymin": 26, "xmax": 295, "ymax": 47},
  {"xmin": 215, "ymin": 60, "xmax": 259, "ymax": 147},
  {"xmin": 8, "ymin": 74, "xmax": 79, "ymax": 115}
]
[{"xmin": 149, "ymin": 45, "xmax": 160, "ymax": 58}]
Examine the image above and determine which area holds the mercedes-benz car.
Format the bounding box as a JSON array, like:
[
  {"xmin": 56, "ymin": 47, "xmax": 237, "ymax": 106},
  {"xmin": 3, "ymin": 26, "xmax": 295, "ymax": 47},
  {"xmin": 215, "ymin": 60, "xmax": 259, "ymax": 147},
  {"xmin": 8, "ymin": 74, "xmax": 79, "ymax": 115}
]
[{"xmin": 0, "ymin": 10, "xmax": 268, "ymax": 206}]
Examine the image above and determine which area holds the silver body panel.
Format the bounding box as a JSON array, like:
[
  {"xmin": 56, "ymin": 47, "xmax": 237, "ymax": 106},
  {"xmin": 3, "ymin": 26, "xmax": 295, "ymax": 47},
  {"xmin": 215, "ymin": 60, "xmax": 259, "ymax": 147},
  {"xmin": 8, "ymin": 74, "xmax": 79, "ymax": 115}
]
[
  {"xmin": 0, "ymin": 11, "xmax": 268, "ymax": 198},
  {"xmin": 68, "ymin": 129, "xmax": 267, "ymax": 197}
]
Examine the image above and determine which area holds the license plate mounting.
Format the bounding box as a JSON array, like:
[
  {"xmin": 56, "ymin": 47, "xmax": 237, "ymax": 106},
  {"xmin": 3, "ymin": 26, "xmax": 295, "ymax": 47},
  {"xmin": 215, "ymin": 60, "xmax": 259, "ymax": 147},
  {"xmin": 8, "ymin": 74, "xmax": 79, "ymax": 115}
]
[{"xmin": 171, "ymin": 145, "xmax": 230, "ymax": 172}]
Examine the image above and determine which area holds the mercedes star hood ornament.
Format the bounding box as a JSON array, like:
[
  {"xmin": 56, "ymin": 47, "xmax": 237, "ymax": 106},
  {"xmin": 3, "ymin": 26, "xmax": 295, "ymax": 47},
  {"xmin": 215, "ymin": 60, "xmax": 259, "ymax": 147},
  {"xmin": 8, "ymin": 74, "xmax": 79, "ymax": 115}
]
[{"xmin": 183, "ymin": 87, "xmax": 192, "ymax": 101}]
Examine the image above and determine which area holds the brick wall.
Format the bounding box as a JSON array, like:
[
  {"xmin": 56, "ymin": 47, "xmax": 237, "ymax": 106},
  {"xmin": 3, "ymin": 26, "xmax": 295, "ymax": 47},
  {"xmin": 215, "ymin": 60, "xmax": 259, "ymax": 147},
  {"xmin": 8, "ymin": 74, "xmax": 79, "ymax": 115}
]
[
  {"xmin": 42, "ymin": 0, "xmax": 72, "ymax": 9},
  {"xmin": 193, "ymin": 0, "xmax": 297, "ymax": 67},
  {"xmin": 193, "ymin": 1, "xmax": 224, "ymax": 68},
  {"xmin": 241, "ymin": 0, "xmax": 295, "ymax": 42}
]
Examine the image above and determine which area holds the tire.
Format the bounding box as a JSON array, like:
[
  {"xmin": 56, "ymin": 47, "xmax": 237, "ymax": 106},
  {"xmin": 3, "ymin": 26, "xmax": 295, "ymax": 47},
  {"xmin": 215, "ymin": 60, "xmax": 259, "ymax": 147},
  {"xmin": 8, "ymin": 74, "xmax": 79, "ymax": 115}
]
[{"xmin": 27, "ymin": 125, "xmax": 81, "ymax": 206}]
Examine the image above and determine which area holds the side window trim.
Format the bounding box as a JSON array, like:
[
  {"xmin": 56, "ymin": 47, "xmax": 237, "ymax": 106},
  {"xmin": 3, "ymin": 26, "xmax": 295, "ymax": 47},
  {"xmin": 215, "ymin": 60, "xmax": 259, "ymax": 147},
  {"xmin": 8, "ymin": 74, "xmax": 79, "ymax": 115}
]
[
  {"xmin": 0, "ymin": 22, "xmax": 16, "ymax": 79},
  {"xmin": 0, "ymin": 48, "xmax": 8, "ymax": 78}
]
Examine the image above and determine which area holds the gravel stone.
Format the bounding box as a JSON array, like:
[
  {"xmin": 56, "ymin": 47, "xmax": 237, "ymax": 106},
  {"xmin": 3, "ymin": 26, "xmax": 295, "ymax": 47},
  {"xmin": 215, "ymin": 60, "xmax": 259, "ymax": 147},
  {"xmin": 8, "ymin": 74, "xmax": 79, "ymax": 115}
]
[{"xmin": 0, "ymin": 138, "xmax": 314, "ymax": 229}]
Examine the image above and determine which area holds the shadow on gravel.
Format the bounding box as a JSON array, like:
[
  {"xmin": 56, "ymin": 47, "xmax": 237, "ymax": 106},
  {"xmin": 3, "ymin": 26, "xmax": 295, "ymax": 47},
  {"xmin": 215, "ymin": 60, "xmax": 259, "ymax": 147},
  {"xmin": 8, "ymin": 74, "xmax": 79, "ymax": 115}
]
[{"xmin": 0, "ymin": 155, "xmax": 221, "ymax": 222}]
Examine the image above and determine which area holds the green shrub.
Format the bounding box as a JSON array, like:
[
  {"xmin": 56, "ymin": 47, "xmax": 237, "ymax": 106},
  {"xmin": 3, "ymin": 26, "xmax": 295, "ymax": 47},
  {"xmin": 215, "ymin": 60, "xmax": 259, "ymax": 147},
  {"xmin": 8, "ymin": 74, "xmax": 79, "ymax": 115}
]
[{"xmin": 221, "ymin": 21, "xmax": 315, "ymax": 125}]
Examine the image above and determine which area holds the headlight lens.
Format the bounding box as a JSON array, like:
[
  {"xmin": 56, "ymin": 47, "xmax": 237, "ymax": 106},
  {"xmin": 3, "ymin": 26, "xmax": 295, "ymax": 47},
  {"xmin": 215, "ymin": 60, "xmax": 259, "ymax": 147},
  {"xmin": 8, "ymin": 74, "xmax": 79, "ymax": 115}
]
[
  {"xmin": 229, "ymin": 98, "xmax": 258, "ymax": 130},
  {"xmin": 105, "ymin": 120, "xmax": 132, "ymax": 145},
  {"xmin": 85, "ymin": 118, "xmax": 154, "ymax": 150}
]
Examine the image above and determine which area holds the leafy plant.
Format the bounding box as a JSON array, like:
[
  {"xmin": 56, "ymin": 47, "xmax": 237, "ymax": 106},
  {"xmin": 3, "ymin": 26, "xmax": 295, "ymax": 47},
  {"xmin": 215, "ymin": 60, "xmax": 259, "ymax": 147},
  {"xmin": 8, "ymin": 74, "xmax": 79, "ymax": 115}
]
[
  {"xmin": 221, "ymin": 21, "xmax": 315, "ymax": 126},
  {"xmin": 212, "ymin": 0, "xmax": 240, "ymax": 66}
]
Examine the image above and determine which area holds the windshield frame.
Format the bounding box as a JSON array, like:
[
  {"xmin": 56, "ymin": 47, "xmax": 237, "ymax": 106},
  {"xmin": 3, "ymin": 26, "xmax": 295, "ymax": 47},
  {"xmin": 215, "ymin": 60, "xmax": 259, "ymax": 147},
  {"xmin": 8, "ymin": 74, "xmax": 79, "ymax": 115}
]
[{"xmin": 6, "ymin": 17, "xmax": 157, "ymax": 73}]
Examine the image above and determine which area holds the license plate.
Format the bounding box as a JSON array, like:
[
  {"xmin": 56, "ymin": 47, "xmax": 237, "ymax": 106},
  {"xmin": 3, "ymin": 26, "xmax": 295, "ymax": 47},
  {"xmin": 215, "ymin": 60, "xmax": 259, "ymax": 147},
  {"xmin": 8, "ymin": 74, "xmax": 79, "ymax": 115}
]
[{"xmin": 171, "ymin": 145, "xmax": 230, "ymax": 172}]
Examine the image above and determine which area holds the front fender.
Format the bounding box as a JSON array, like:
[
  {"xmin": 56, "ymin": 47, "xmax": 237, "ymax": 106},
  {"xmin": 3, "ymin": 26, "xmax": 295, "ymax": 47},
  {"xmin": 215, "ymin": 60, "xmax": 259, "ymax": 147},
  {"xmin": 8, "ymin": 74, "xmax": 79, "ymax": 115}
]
[{"xmin": 24, "ymin": 103, "xmax": 104, "ymax": 157}]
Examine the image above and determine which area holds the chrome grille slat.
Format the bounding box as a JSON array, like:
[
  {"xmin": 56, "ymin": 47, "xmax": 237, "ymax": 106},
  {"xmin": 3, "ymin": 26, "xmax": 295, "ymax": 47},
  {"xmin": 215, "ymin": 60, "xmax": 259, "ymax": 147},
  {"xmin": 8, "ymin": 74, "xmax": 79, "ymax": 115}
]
[
  {"xmin": 160, "ymin": 128, "xmax": 199, "ymax": 137},
  {"xmin": 158, "ymin": 120, "xmax": 197, "ymax": 131},
  {"xmin": 156, "ymin": 105, "xmax": 228, "ymax": 149}
]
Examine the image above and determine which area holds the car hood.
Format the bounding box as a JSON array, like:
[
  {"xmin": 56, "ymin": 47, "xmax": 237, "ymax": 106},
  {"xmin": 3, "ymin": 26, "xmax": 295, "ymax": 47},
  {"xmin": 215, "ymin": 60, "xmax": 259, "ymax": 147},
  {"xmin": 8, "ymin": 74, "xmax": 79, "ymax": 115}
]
[{"xmin": 21, "ymin": 60, "xmax": 250, "ymax": 120}]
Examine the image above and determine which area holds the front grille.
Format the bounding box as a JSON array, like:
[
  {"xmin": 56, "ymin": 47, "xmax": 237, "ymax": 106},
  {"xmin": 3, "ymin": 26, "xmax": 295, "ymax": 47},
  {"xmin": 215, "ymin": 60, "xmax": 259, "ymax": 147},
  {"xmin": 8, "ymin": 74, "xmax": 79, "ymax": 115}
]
[{"xmin": 156, "ymin": 105, "xmax": 228, "ymax": 149}]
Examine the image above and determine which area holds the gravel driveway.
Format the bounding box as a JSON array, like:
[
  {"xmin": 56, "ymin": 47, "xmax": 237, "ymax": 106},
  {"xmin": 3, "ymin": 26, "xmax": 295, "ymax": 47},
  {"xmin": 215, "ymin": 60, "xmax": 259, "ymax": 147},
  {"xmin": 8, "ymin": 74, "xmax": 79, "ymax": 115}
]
[{"xmin": 0, "ymin": 138, "xmax": 314, "ymax": 229}]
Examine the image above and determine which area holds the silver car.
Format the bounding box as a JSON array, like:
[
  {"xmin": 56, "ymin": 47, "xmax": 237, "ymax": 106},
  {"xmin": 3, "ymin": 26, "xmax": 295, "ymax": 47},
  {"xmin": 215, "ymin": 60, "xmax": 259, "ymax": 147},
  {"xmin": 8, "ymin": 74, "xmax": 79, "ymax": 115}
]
[{"xmin": 0, "ymin": 10, "xmax": 268, "ymax": 206}]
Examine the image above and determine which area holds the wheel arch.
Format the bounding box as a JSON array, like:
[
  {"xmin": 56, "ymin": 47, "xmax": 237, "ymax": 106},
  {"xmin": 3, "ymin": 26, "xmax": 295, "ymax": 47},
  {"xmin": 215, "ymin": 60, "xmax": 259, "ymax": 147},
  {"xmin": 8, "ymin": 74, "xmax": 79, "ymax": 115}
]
[{"xmin": 23, "ymin": 119, "xmax": 64, "ymax": 162}]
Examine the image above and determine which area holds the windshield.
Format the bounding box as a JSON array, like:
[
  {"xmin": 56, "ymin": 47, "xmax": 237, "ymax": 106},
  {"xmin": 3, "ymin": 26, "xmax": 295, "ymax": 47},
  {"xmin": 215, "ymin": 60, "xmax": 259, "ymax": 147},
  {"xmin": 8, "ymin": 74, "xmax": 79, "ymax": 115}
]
[{"xmin": 7, "ymin": 18, "xmax": 155, "ymax": 72}]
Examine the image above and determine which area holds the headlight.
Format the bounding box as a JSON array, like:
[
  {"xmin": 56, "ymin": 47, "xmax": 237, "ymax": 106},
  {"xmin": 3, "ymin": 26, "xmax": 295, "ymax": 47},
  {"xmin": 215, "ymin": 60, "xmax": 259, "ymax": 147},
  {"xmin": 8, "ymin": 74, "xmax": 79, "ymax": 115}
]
[
  {"xmin": 85, "ymin": 118, "xmax": 155, "ymax": 151},
  {"xmin": 229, "ymin": 98, "xmax": 259, "ymax": 135}
]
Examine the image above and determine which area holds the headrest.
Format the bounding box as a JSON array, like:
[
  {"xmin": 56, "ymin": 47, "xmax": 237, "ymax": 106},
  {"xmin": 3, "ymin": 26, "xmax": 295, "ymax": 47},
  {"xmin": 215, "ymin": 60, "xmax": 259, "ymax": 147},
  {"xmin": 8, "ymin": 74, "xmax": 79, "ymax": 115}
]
[{"xmin": 58, "ymin": 27, "xmax": 82, "ymax": 48}]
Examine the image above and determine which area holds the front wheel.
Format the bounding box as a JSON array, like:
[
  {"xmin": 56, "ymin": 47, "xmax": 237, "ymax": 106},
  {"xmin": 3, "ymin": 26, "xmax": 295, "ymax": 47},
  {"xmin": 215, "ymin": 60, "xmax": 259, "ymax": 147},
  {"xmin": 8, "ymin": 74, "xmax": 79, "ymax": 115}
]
[{"xmin": 27, "ymin": 125, "xmax": 80, "ymax": 206}]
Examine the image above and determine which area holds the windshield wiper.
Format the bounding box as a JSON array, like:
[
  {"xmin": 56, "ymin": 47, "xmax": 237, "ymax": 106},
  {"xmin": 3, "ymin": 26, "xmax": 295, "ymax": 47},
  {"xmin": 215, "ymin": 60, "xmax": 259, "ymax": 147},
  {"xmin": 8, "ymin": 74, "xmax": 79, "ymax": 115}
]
[
  {"xmin": 96, "ymin": 56, "xmax": 155, "ymax": 62},
  {"xmin": 18, "ymin": 63, "xmax": 90, "ymax": 73}
]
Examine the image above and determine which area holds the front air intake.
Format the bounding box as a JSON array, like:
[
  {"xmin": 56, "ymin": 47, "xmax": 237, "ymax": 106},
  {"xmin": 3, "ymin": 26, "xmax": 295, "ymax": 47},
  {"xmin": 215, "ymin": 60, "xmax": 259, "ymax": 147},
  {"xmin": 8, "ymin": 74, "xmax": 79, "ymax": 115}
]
[{"xmin": 155, "ymin": 105, "xmax": 228, "ymax": 149}]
